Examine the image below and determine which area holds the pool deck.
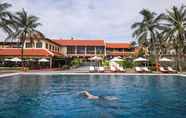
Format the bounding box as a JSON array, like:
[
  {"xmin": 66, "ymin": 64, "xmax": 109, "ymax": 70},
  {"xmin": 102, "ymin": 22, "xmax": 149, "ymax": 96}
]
[{"xmin": 0, "ymin": 71, "xmax": 186, "ymax": 78}]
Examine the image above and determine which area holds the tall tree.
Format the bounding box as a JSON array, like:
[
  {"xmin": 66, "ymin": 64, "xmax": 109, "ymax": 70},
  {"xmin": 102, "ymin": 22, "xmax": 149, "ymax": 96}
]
[
  {"xmin": 6, "ymin": 9, "xmax": 41, "ymax": 66},
  {"xmin": 0, "ymin": 2, "xmax": 13, "ymax": 35},
  {"xmin": 162, "ymin": 5, "xmax": 186, "ymax": 72},
  {"xmin": 131, "ymin": 9, "xmax": 163, "ymax": 70}
]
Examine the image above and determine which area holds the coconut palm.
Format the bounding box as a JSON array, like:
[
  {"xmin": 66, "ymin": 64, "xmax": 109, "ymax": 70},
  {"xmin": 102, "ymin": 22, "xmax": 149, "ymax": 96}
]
[
  {"xmin": 131, "ymin": 9, "xmax": 164, "ymax": 70},
  {"xmin": 132, "ymin": 9, "xmax": 163, "ymax": 52},
  {"xmin": 162, "ymin": 5, "xmax": 186, "ymax": 72},
  {"xmin": 6, "ymin": 9, "xmax": 41, "ymax": 66},
  {"xmin": 0, "ymin": 2, "xmax": 13, "ymax": 35}
]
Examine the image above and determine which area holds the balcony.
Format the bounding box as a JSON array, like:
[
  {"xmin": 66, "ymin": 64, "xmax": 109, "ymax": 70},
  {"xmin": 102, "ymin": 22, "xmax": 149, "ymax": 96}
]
[
  {"xmin": 66, "ymin": 51, "xmax": 96, "ymax": 57},
  {"xmin": 106, "ymin": 51, "xmax": 136, "ymax": 56}
]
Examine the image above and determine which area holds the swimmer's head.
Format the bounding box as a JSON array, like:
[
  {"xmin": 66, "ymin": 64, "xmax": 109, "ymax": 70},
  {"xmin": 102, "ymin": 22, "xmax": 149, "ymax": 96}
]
[
  {"xmin": 80, "ymin": 90, "xmax": 90, "ymax": 97},
  {"xmin": 80, "ymin": 91, "xmax": 99, "ymax": 99}
]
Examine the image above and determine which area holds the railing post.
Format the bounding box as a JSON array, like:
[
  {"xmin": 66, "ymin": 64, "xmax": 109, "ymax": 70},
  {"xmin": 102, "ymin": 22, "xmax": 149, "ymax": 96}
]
[
  {"xmin": 75, "ymin": 46, "xmax": 77, "ymax": 56},
  {"xmin": 85, "ymin": 46, "xmax": 87, "ymax": 56},
  {"xmin": 95, "ymin": 47, "xmax": 97, "ymax": 55},
  {"xmin": 50, "ymin": 57, "xmax": 52, "ymax": 68}
]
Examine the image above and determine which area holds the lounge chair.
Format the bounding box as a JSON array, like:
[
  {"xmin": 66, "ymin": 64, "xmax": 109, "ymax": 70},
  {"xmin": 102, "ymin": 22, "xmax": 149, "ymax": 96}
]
[
  {"xmin": 135, "ymin": 67, "xmax": 144, "ymax": 73},
  {"xmin": 89, "ymin": 66, "xmax": 95, "ymax": 72},
  {"xmin": 159, "ymin": 67, "xmax": 169, "ymax": 73},
  {"xmin": 142, "ymin": 67, "xmax": 151, "ymax": 73},
  {"xmin": 117, "ymin": 66, "xmax": 125, "ymax": 72},
  {"xmin": 110, "ymin": 65, "xmax": 117, "ymax": 72},
  {"xmin": 98, "ymin": 67, "xmax": 105, "ymax": 72},
  {"xmin": 167, "ymin": 66, "xmax": 177, "ymax": 73}
]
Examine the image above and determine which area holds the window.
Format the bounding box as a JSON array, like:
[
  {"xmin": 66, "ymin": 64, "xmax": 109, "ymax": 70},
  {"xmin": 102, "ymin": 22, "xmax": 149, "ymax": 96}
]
[
  {"xmin": 25, "ymin": 43, "xmax": 32, "ymax": 48},
  {"xmin": 52, "ymin": 46, "xmax": 55, "ymax": 51},
  {"xmin": 36, "ymin": 42, "xmax": 43, "ymax": 48},
  {"xmin": 96, "ymin": 46, "xmax": 104, "ymax": 54},
  {"xmin": 124, "ymin": 48, "xmax": 133, "ymax": 52},
  {"xmin": 49, "ymin": 45, "xmax": 52, "ymax": 50},
  {"xmin": 55, "ymin": 47, "xmax": 58, "ymax": 51},
  {"xmin": 46, "ymin": 43, "xmax": 48, "ymax": 49},
  {"xmin": 77, "ymin": 46, "xmax": 85, "ymax": 54},
  {"xmin": 87, "ymin": 46, "xmax": 95, "ymax": 54},
  {"xmin": 67, "ymin": 46, "xmax": 75, "ymax": 54}
]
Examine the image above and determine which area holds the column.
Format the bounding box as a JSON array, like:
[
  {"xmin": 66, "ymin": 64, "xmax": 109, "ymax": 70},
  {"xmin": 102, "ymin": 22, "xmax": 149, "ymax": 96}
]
[
  {"xmin": 50, "ymin": 58, "xmax": 52, "ymax": 68},
  {"xmin": 85, "ymin": 46, "xmax": 87, "ymax": 56},
  {"xmin": 104, "ymin": 47, "xmax": 107, "ymax": 57},
  {"xmin": 75, "ymin": 46, "xmax": 77, "ymax": 56},
  {"xmin": 95, "ymin": 47, "xmax": 97, "ymax": 55}
]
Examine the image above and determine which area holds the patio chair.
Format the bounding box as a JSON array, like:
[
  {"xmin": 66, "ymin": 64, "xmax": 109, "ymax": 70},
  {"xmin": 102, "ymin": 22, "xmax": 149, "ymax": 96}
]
[
  {"xmin": 135, "ymin": 67, "xmax": 144, "ymax": 73},
  {"xmin": 142, "ymin": 67, "xmax": 151, "ymax": 73},
  {"xmin": 117, "ymin": 66, "xmax": 125, "ymax": 72},
  {"xmin": 159, "ymin": 67, "xmax": 169, "ymax": 73},
  {"xmin": 167, "ymin": 66, "xmax": 177, "ymax": 73},
  {"xmin": 98, "ymin": 67, "xmax": 105, "ymax": 73},
  {"xmin": 89, "ymin": 66, "xmax": 95, "ymax": 72},
  {"xmin": 110, "ymin": 65, "xmax": 117, "ymax": 72}
]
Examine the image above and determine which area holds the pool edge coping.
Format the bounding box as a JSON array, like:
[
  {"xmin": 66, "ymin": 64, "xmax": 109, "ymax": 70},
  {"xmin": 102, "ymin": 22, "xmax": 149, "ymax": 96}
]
[
  {"xmin": 0, "ymin": 73, "xmax": 20, "ymax": 78},
  {"xmin": 0, "ymin": 72, "xmax": 185, "ymax": 78}
]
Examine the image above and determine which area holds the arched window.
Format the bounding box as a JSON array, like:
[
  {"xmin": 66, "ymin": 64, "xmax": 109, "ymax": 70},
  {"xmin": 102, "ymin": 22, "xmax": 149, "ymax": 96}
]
[{"xmin": 36, "ymin": 42, "xmax": 43, "ymax": 48}]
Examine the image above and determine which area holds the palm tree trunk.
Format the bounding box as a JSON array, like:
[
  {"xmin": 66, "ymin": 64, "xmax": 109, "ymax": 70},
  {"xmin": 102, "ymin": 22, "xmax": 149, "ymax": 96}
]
[
  {"xmin": 151, "ymin": 30, "xmax": 159, "ymax": 71},
  {"xmin": 21, "ymin": 40, "xmax": 24, "ymax": 67},
  {"xmin": 21, "ymin": 33, "xmax": 25, "ymax": 68},
  {"xmin": 178, "ymin": 50, "xmax": 183, "ymax": 72}
]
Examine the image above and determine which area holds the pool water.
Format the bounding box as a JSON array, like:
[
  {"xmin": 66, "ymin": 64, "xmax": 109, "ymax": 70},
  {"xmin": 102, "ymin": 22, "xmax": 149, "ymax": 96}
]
[{"xmin": 0, "ymin": 75, "xmax": 186, "ymax": 118}]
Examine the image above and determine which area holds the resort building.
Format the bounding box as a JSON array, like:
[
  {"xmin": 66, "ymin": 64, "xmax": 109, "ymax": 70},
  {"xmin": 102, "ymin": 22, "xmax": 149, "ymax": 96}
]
[
  {"xmin": 106, "ymin": 42, "xmax": 136, "ymax": 57},
  {"xmin": 53, "ymin": 39, "xmax": 105, "ymax": 57},
  {"xmin": 0, "ymin": 32, "xmax": 138, "ymax": 68},
  {"xmin": 0, "ymin": 32, "xmax": 63, "ymax": 68},
  {"xmin": 53, "ymin": 39, "xmax": 137, "ymax": 58}
]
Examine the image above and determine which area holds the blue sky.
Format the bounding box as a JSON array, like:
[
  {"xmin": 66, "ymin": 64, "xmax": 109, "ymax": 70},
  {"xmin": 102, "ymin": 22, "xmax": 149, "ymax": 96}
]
[{"xmin": 2, "ymin": 0, "xmax": 186, "ymax": 42}]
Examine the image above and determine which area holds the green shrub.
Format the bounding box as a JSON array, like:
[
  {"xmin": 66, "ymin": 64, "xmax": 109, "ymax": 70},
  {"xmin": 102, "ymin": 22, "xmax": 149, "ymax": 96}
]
[
  {"xmin": 116, "ymin": 60, "xmax": 134, "ymax": 69},
  {"xmin": 101, "ymin": 60, "xmax": 110, "ymax": 67},
  {"xmin": 123, "ymin": 60, "xmax": 134, "ymax": 68},
  {"xmin": 70, "ymin": 58, "xmax": 81, "ymax": 66}
]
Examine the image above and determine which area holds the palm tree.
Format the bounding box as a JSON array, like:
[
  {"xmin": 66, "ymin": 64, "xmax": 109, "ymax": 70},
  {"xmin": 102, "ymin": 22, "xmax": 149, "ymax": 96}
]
[
  {"xmin": 6, "ymin": 9, "xmax": 41, "ymax": 66},
  {"xmin": 131, "ymin": 9, "xmax": 163, "ymax": 70},
  {"xmin": 132, "ymin": 9, "xmax": 162, "ymax": 50},
  {"xmin": 162, "ymin": 5, "xmax": 186, "ymax": 72},
  {"xmin": 0, "ymin": 2, "xmax": 13, "ymax": 36}
]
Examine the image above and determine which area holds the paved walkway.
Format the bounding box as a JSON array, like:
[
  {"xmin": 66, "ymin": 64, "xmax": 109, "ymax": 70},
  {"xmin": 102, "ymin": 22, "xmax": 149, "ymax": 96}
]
[
  {"xmin": 63, "ymin": 66, "xmax": 90, "ymax": 73},
  {"xmin": 0, "ymin": 66, "xmax": 185, "ymax": 78}
]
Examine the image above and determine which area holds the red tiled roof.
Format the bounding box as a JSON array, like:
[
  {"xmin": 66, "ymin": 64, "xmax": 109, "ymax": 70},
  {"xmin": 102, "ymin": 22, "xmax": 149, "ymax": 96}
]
[
  {"xmin": 0, "ymin": 48, "xmax": 62, "ymax": 57},
  {"xmin": 53, "ymin": 39, "xmax": 105, "ymax": 46},
  {"xmin": 106, "ymin": 43, "xmax": 131, "ymax": 49}
]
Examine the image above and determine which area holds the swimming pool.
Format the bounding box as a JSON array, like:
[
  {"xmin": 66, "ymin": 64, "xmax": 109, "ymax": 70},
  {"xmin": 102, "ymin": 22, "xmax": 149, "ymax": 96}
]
[{"xmin": 0, "ymin": 74, "xmax": 186, "ymax": 118}]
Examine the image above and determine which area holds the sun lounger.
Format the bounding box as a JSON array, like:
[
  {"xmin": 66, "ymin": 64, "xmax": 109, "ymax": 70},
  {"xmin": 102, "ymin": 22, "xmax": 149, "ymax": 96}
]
[
  {"xmin": 89, "ymin": 66, "xmax": 95, "ymax": 72},
  {"xmin": 142, "ymin": 67, "xmax": 151, "ymax": 73},
  {"xmin": 98, "ymin": 67, "xmax": 104, "ymax": 72},
  {"xmin": 117, "ymin": 66, "xmax": 125, "ymax": 72},
  {"xmin": 167, "ymin": 66, "xmax": 177, "ymax": 73},
  {"xmin": 159, "ymin": 67, "xmax": 169, "ymax": 73},
  {"xmin": 110, "ymin": 65, "xmax": 117, "ymax": 72},
  {"xmin": 135, "ymin": 67, "xmax": 144, "ymax": 73}
]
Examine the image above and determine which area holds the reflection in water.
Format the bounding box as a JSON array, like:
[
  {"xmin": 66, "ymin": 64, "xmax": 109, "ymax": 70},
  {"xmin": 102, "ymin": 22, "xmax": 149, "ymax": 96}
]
[{"xmin": 0, "ymin": 75, "xmax": 185, "ymax": 118}]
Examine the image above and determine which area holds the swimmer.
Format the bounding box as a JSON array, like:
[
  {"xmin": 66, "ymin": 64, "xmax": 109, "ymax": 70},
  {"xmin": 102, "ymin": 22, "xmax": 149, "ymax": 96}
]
[
  {"xmin": 80, "ymin": 91, "xmax": 118, "ymax": 100},
  {"xmin": 80, "ymin": 91, "xmax": 99, "ymax": 99}
]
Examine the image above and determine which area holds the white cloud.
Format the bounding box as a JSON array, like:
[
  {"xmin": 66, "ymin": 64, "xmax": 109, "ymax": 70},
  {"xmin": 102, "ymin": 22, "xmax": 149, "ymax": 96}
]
[{"xmin": 1, "ymin": 0, "xmax": 186, "ymax": 41}]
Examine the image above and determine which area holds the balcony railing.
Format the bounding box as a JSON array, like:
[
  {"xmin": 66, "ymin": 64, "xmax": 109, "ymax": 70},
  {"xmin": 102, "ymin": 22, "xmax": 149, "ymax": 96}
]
[{"xmin": 106, "ymin": 51, "xmax": 136, "ymax": 56}]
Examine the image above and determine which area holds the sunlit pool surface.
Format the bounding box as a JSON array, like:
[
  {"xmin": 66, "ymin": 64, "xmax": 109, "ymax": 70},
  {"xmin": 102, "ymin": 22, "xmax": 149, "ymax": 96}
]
[{"xmin": 0, "ymin": 75, "xmax": 186, "ymax": 118}]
